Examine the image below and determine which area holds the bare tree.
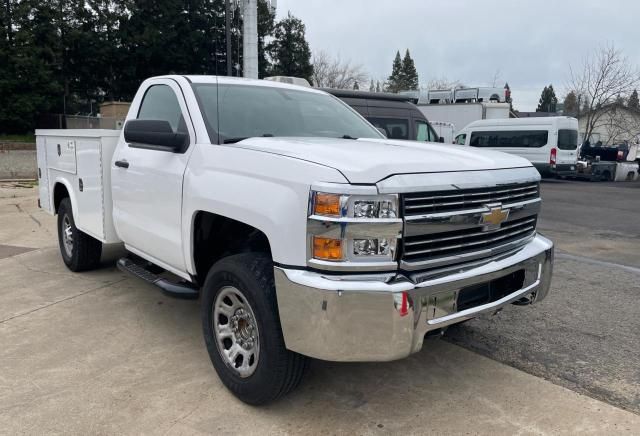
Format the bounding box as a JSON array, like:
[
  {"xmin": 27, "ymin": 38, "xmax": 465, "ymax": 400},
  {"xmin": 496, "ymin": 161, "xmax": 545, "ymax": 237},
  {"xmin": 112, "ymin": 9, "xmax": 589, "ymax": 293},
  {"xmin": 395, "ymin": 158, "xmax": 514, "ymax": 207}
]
[
  {"xmin": 568, "ymin": 44, "xmax": 640, "ymax": 142},
  {"xmin": 311, "ymin": 51, "xmax": 368, "ymax": 89},
  {"xmin": 490, "ymin": 69, "xmax": 502, "ymax": 87},
  {"xmin": 427, "ymin": 77, "xmax": 464, "ymax": 90}
]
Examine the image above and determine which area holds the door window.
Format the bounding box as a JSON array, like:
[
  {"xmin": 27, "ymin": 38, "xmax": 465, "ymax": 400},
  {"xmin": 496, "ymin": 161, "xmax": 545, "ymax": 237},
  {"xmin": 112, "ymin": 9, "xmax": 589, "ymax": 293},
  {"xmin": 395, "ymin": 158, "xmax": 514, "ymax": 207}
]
[
  {"xmin": 455, "ymin": 134, "xmax": 467, "ymax": 145},
  {"xmin": 137, "ymin": 85, "xmax": 188, "ymax": 134},
  {"xmin": 469, "ymin": 130, "xmax": 548, "ymax": 148},
  {"xmin": 368, "ymin": 118, "xmax": 409, "ymax": 139},
  {"xmin": 558, "ymin": 129, "xmax": 578, "ymax": 150},
  {"xmin": 416, "ymin": 120, "xmax": 439, "ymax": 142}
]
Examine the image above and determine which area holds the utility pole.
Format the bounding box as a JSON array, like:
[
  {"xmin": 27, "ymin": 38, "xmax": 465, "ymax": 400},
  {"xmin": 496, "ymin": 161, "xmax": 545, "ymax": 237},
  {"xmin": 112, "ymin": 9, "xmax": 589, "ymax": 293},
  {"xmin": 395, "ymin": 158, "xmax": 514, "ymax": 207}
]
[
  {"xmin": 241, "ymin": 0, "xmax": 258, "ymax": 79},
  {"xmin": 225, "ymin": 0, "xmax": 232, "ymax": 76}
]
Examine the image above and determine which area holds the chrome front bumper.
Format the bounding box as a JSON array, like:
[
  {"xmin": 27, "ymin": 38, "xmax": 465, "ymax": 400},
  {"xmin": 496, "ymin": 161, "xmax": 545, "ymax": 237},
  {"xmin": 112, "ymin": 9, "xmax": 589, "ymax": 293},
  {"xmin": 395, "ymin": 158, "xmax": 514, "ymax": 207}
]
[{"xmin": 274, "ymin": 234, "xmax": 553, "ymax": 362}]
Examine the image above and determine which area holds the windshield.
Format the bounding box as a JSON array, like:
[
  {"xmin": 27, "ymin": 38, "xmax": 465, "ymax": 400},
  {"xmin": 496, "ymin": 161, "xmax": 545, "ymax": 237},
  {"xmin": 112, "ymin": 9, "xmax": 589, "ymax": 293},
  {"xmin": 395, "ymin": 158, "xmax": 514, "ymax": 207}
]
[{"xmin": 192, "ymin": 83, "xmax": 384, "ymax": 143}]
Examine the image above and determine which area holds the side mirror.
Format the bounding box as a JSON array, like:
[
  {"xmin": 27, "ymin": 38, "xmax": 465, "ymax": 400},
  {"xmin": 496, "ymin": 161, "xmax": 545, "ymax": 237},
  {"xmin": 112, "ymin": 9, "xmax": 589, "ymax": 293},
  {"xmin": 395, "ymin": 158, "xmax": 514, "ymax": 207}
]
[
  {"xmin": 376, "ymin": 127, "xmax": 388, "ymax": 138},
  {"xmin": 439, "ymin": 136, "xmax": 445, "ymax": 143},
  {"xmin": 124, "ymin": 120, "xmax": 188, "ymax": 153}
]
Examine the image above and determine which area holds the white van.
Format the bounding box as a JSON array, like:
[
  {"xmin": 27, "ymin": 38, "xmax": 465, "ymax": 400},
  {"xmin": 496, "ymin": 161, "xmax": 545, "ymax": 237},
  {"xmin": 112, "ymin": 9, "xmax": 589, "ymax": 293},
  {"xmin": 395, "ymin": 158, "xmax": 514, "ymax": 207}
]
[{"xmin": 454, "ymin": 117, "xmax": 579, "ymax": 177}]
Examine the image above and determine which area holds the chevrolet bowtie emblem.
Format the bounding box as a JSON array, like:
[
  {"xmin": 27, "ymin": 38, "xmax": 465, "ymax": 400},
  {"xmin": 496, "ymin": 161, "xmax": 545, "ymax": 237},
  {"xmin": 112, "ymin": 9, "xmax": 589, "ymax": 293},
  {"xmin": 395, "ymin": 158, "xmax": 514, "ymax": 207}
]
[{"xmin": 481, "ymin": 206, "xmax": 509, "ymax": 227}]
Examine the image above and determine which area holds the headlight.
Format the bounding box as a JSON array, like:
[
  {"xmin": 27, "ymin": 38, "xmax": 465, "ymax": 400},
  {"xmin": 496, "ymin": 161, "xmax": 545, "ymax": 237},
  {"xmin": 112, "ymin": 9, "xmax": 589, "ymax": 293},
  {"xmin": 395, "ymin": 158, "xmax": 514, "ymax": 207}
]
[
  {"xmin": 353, "ymin": 238, "xmax": 392, "ymax": 256},
  {"xmin": 308, "ymin": 190, "xmax": 401, "ymax": 270},
  {"xmin": 310, "ymin": 191, "xmax": 398, "ymax": 219},
  {"xmin": 353, "ymin": 200, "xmax": 397, "ymax": 218}
]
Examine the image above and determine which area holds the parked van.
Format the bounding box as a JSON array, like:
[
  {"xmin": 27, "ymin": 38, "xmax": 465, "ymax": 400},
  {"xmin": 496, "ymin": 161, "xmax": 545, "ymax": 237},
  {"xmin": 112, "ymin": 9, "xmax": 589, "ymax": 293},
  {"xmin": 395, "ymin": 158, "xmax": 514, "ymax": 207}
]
[
  {"xmin": 455, "ymin": 117, "xmax": 579, "ymax": 177},
  {"xmin": 323, "ymin": 89, "xmax": 442, "ymax": 142}
]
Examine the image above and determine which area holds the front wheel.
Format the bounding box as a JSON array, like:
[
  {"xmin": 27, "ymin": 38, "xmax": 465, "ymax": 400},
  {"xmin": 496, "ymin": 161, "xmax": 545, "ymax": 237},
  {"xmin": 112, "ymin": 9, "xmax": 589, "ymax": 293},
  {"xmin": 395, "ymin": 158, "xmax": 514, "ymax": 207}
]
[
  {"xmin": 57, "ymin": 197, "xmax": 102, "ymax": 272},
  {"xmin": 201, "ymin": 253, "xmax": 308, "ymax": 405}
]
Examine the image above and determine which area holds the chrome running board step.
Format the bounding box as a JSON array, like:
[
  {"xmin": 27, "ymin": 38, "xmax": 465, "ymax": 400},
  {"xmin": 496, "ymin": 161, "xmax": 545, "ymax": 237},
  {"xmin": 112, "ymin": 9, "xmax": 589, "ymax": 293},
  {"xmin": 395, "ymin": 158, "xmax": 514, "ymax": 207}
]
[{"xmin": 117, "ymin": 257, "xmax": 199, "ymax": 299}]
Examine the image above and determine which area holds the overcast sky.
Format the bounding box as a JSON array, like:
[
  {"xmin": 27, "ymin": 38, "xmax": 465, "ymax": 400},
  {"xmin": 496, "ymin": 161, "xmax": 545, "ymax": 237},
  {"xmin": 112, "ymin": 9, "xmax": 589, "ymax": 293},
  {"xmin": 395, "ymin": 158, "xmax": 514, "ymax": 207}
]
[{"xmin": 275, "ymin": 0, "xmax": 640, "ymax": 111}]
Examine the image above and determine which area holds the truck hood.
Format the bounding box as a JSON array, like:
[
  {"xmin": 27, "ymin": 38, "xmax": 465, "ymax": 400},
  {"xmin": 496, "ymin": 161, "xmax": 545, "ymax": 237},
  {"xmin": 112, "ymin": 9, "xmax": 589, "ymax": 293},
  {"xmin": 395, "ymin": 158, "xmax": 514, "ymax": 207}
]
[{"xmin": 229, "ymin": 137, "xmax": 533, "ymax": 184}]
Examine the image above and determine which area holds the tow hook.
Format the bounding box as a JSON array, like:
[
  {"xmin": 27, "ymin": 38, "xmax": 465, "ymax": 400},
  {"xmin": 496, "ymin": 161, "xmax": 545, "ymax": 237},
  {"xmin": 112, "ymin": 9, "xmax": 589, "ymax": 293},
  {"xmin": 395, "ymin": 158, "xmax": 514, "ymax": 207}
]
[
  {"xmin": 425, "ymin": 328, "xmax": 445, "ymax": 340},
  {"xmin": 513, "ymin": 293, "xmax": 535, "ymax": 306}
]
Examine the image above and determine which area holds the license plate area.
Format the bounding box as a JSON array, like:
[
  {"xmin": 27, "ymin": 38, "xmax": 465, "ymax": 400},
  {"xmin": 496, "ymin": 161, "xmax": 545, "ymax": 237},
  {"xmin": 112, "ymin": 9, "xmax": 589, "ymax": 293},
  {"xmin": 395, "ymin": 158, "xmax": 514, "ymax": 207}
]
[
  {"xmin": 426, "ymin": 269, "xmax": 526, "ymax": 320},
  {"xmin": 457, "ymin": 269, "xmax": 525, "ymax": 311}
]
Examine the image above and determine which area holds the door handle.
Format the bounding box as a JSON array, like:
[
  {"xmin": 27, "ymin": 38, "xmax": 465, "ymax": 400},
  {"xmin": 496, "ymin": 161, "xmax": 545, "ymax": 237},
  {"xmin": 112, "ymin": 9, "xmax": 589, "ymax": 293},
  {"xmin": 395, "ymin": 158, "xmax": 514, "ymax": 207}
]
[{"xmin": 115, "ymin": 160, "xmax": 129, "ymax": 169}]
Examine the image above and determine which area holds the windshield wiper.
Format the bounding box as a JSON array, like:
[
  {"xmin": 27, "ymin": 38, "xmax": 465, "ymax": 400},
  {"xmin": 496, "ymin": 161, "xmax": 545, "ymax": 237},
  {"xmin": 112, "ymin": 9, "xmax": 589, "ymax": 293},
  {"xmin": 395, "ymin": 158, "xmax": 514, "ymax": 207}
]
[
  {"xmin": 223, "ymin": 133, "xmax": 274, "ymax": 144},
  {"xmin": 341, "ymin": 134, "xmax": 358, "ymax": 140}
]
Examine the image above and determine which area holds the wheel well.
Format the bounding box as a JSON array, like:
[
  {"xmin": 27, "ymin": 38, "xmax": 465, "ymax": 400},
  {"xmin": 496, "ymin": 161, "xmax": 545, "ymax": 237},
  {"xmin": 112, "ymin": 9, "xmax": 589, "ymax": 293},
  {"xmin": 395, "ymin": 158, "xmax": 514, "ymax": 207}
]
[
  {"xmin": 53, "ymin": 183, "xmax": 69, "ymax": 213},
  {"xmin": 192, "ymin": 211, "xmax": 272, "ymax": 284}
]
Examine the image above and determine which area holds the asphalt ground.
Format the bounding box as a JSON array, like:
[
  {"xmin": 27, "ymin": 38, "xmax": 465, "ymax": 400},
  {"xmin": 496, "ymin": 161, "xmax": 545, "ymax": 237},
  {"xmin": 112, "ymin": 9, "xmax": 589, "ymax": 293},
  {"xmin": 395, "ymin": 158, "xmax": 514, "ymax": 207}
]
[
  {"xmin": 446, "ymin": 179, "xmax": 640, "ymax": 414},
  {"xmin": 1, "ymin": 181, "xmax": 639, "ymax": 434}
]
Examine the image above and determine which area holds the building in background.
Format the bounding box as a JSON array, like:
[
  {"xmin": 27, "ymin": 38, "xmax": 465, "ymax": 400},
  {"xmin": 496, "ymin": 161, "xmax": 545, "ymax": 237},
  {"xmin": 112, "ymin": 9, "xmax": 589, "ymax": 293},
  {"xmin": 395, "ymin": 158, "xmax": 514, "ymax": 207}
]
[{"xmin": 577, "ymin": 103, "xmax": 640, "ymax": 145}]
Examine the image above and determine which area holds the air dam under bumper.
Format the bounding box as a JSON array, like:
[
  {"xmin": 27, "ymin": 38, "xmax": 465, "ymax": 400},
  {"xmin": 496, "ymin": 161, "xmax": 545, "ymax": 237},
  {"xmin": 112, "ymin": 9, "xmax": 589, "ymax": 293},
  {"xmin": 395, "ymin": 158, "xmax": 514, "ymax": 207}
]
[{"xmin": 274, "ymin": 234, "xmax": 553, "ymax": 362}]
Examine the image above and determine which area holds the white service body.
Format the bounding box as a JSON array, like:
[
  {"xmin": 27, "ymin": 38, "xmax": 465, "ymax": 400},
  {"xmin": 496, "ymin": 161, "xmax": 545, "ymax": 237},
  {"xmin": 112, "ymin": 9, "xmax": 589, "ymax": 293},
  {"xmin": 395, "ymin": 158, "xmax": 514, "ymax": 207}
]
[{"xmin": 36, "ymin": 129, "xmax": 120, "ymax": 243}]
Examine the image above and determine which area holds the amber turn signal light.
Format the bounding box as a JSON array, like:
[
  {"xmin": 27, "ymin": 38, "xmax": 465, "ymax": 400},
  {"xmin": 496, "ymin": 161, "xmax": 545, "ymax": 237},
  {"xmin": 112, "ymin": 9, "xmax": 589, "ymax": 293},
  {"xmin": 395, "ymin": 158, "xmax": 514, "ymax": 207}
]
[
  {"xmin": 314, "ymin": 193, "xmax": 341, "ymax": 217},
  {"xmin": 313, "ymin": 236, "xmax": 343, "ymax": 261}
]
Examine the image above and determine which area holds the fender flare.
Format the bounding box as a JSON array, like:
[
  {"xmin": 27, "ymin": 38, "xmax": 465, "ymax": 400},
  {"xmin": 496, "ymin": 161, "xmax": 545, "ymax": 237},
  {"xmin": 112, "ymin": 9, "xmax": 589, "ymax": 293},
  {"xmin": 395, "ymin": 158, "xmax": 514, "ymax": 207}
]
[{"xmin": 51, "ymin": 177, "xmax": 79, "ymax": 222}]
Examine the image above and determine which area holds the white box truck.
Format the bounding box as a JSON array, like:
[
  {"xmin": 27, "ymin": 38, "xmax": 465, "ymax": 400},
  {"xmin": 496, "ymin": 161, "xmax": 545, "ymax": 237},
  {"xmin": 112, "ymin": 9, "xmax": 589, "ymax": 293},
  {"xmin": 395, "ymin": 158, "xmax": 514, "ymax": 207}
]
[{"xmin": 416, "ymin": 102, "xmax": 511, "ymax": 137}]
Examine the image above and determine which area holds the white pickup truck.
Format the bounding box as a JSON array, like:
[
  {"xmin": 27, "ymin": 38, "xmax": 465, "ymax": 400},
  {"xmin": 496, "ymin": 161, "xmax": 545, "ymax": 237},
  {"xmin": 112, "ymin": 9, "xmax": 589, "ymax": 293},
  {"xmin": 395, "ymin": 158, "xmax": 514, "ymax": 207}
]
[{"xmin": 36, "ymin": 75, "xmax": 554, "ymax": 405}]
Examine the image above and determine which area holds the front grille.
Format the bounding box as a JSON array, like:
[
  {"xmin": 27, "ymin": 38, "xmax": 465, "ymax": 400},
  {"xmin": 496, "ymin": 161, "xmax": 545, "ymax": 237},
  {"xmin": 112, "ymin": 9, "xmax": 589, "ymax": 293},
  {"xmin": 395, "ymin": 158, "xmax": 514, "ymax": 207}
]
[
  {"xmin": 402, "ymin": 182, "xmax": 539, "ymax": 217},
  {"xmin": 402, "ymin": 216, "xmax": 537, "ymax": 264}
]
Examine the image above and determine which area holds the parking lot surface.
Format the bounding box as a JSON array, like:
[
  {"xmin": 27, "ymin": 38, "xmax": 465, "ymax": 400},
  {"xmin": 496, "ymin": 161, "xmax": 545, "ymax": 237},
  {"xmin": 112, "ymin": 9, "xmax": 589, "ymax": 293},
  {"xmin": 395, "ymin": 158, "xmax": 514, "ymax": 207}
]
[{"xmin": 1, "ymin": 181, "xmax": 639, "ymax": 434}]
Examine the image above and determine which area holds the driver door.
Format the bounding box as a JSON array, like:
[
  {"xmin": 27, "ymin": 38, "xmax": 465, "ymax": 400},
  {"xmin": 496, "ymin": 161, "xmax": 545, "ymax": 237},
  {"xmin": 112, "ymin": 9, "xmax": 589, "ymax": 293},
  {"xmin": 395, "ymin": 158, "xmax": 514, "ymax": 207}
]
[{"xmin": 111, "ymin": 79, "xmax": 196, "ymax": 275}]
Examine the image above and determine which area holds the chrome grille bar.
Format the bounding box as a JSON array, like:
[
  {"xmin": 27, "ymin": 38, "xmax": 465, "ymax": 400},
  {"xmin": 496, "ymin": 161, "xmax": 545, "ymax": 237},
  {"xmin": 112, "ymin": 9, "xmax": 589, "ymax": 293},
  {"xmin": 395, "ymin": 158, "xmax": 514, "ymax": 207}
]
[
  {"xmin": 404, "ymin": 217, "xmax": 536, "ymax": 248},
  {"xmin": 403, "ymin": 182, "xmax": 539, "ymax": 216}
]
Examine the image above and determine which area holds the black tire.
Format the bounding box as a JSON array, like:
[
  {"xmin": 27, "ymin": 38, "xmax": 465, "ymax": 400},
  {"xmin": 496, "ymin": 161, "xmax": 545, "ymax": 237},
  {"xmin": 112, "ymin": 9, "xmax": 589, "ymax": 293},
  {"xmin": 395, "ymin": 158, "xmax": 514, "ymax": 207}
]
[
  {"xmin": 57, "ymin": 197, "xmax": 102, "ymax": 272},
  {"xmin": 201, "ymin": 253, "xmax": 308, "ymax": 405}
]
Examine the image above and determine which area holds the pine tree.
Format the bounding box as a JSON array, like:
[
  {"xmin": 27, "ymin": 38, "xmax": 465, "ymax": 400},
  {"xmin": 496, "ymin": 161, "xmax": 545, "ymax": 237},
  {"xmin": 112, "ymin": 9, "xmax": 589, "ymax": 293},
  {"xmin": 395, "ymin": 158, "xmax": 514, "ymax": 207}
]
[
  {"xmin": 0, "ymin": 0, "xmax": 63, "ymax": 133},
  {"xmin": 353, "ymin": 81, "xmax": 359, "ymax": 90},
  {"xmin": 257, "ymin": 0, "xmax": 276, "ymax": 78},
  {"xmin": 376, "ymin": 81, "xmax": 381, "ymax": 92},
  {"xmin": 369, "ymin": 79, "xmax": 375, "ymax": 92},
  {"xmin": 0, "ymin": 0, "xmax": 278, "ymax": 133},
  {"xmin": 628, "ymin": 89, "xmax": 639, "ymax": 110},
  {"xmin": 401, "ymin": 49, "xmax": 419, "ymax": 90},
  {"xmin": 386, "ymin": 51, "xmax": 403, "ymax": 93},
  {"xmin": 266, "ymin": 12, "xmax": 313, "ymax": 82},
  {"xmin": 536, "ymin": 84, "xmax": 558, "ymax": 112},
  {"xmin": 563, "ymin": 91, "xmax": 579, "ymax": 116}
]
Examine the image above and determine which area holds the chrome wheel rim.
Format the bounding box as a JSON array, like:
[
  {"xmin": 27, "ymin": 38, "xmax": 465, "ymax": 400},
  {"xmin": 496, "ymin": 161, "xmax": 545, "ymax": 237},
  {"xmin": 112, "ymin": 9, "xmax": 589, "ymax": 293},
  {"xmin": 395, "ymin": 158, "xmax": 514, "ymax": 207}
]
[
  {"xmin": 213, "ymin": 286, "xmax": 260, "ymax": 378},
  {"xmin": 62, "ymin": 215, "xmax": 74, "ymax": 257}
]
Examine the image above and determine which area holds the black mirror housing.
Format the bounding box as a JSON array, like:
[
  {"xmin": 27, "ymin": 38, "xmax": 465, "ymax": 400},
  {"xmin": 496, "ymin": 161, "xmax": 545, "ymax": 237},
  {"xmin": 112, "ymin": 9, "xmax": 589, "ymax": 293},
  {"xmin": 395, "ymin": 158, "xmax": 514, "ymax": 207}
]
[{"xmin": 124, "ymin": 120, "xmax": 189, "ymax": 153}]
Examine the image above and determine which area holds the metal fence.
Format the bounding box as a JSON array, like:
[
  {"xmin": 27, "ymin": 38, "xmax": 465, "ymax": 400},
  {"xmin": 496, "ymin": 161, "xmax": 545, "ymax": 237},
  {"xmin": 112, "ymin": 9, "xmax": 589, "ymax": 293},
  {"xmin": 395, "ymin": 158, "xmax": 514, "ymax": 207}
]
[{"xmin": 37, "ymin": 114, "xmax": 124, "ymax": 130}]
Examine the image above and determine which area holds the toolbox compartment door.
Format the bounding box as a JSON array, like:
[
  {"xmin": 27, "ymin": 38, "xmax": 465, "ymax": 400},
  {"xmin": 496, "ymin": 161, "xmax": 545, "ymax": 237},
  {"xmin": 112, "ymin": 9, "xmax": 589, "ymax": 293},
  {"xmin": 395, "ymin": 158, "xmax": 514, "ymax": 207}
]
[
  {"xmin": 45, "ymin": 136, "xmax": 77, "ymax": 174},
  {"xmin": 74, "ymin": 137, "xmax": 105, "ymax": 240},
  {"xmin": 36, "ymin": 136, "xmax": 51, "ymax": 212}
]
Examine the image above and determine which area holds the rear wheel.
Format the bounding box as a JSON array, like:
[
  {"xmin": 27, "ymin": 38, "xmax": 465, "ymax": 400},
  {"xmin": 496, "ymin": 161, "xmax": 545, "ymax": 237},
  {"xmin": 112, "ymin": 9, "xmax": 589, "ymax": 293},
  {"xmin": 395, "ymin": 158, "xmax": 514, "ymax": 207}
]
[
  {"xmin": 201, "ymin": 253, "xmax": 308, "ymax": 405},
  {"xmin": 57, "ymin": 198, "xmax": 102, "ymax": 272}
]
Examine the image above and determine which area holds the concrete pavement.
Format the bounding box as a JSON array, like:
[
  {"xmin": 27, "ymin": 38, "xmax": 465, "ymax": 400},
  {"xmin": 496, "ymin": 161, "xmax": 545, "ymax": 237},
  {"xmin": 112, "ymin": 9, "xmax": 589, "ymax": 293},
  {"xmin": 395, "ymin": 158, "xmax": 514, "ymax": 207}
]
[{"xmin": 1, "ymin": 185, "xmax": 639, "ymax": 435}]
